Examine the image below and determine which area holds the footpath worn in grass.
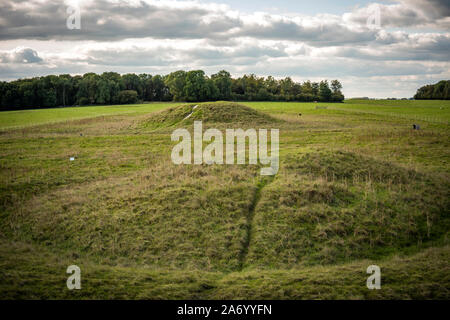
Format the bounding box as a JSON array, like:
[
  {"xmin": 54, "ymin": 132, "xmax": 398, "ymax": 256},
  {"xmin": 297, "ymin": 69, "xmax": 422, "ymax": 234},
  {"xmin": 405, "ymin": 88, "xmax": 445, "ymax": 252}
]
[{"xmin": 0, "ymin": 100, "xmax": 449, "ymax": 299}]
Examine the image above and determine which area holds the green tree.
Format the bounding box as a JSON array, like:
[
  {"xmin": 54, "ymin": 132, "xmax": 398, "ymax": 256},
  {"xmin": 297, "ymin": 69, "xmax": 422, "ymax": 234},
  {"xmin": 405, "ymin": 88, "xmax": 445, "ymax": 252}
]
[
  {"xmin": 319, "ymin": 80, "xmax": 332, "ymax": 102},
  {"xmin": 165, "ymin": 71, "xmax": 187, "ymax": 101},
  {"xmin": 118, "ymin": 90, "xmax": 138, "ymax": 104},
  {"xmin": 152, "ymin": 75, "xmax": 171, "ymax": 101},
  {"xmin": 122, "ymin": 74, "xmax": 143, "ymax": 99},
  {"xmin": 331, "ymin": 80, "xmax": 344, "ymax": 102},
  {"xmin": 1, "ymin": 70, "xmax": 347, "ymax": 108},
  {"xmin": 184, "ymin": 70, "xmax": 210, "ymax": 102},
  {"xmin": 96, "ymin": 79, "xmax": 111, "ymax": 104},
  {"xmin": 19, "ymin": 81, "xmax": 36, "ymax": 107},
  {"xmin": 211, "ymin": 70, "xmax": 232, "ymax": 100},
  {"xmin": 140, "ymin": 74, "xmax": 153, "ymax": 101},
  {"xmin": 265, "ymin": 76, "xmax": 280, "ymax": 95},
  {"xmin": 415, "ymin": 81, "xmax": 450, "ymax": 100}
]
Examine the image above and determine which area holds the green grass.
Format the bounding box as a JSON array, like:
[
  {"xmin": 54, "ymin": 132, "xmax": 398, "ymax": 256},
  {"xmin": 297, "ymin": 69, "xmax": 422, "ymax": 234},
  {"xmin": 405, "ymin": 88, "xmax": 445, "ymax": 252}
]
[
  {"xmin": 0, "ymin": 103, "xmax": 179, "ymax": 130},
  {"xmin": 336, "ymin": 99, "xmax": 450, "ymax": 124},
  {"xmin": 345, "ymin": 99, "xmax": 450, "ymax": 108},
  {"xmin": 141, "ymin": 101, "xmax": 277, "ymax": 130},
  {"xmin": 242, "ymin": 100, "xmax": 450, "ymax": 124},
  {"xmin": 0, "ymin": 100, "xmax": 449, "ymax": 299}
]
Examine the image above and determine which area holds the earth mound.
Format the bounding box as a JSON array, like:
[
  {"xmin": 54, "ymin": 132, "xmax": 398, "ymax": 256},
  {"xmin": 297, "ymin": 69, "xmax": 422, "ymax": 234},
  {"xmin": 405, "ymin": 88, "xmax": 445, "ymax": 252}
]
[{"xmin": 142, "ymin": 101, "xmax": 279, "ymax": 128}]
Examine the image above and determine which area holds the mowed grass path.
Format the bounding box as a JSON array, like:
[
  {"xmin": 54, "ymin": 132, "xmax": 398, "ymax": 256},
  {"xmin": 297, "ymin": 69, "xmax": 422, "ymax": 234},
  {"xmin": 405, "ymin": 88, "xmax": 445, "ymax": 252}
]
[{"xmin": 0, "ymin": 100, "xmax": 449, "ymax": 299}]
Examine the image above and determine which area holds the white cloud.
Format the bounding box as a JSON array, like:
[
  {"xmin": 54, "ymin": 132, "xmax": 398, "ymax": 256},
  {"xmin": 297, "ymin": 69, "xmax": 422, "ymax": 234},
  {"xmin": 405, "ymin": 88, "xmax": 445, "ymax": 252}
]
[{"xmin": 0, "ymin": 47, "xmax": 43, "ymax": 64}]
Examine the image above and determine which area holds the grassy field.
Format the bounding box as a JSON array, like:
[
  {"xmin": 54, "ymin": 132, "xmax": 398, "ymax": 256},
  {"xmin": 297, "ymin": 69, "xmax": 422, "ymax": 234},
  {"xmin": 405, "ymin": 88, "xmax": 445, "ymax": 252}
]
[
  {"xmin": 0, "ymin": 103, "xmax": 180, "ymax": 130},
  {"xmin": 0, "ymin": 99, "xmax": 449, "ymax": 299}
]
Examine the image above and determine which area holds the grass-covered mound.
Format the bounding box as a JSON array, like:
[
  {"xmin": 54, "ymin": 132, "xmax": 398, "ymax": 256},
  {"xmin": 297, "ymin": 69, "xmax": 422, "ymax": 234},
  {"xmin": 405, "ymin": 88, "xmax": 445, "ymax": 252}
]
[
  {"xmin": 0, "ymin": 100, "xmax": 449, "ymax": 299},
  {"xmin": 141, "ymin": 101, "xmax": 278, "ymax": 129},
  {"xmin": 1, "ymin": 163, "xmax": 260, "ymax": 272},
  {"xmin": 246, "ymin": 151, "xmax": 450, "ymax": 268}
]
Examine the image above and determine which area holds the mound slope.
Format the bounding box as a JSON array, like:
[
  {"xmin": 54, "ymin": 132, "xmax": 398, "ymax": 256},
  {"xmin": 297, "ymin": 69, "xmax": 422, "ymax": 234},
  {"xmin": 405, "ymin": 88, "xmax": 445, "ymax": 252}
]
[
  {"xmin": 246, "ymin": 151, "xmax": 450, "ymax": 268},
  {"xmin": 142, "ymin": 101, "xmax": 278, "ymax": 128}
]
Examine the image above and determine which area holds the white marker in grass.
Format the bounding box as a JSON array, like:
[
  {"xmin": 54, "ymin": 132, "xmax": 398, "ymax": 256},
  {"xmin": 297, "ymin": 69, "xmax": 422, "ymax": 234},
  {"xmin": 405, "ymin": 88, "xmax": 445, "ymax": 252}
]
[{"xmin": 184, "ymin": 105, "xmax": 199, "ymax": 120}]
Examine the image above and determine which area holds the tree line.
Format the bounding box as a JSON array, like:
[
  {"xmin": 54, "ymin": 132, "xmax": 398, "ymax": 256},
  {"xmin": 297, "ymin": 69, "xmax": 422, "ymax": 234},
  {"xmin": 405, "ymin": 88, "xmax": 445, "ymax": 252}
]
[
  {"xmin": 414, "ymin": 80, "xmax": 450, "ymax": 100},
  {"xmin": 0, "ymin": 70, "xmax": 344, "ymax": 110}
]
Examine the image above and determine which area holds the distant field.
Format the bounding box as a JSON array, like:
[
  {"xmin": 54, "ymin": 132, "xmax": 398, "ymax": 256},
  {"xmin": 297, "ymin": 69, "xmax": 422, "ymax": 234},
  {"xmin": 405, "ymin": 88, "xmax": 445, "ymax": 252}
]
[
  {"xmin": 0, "ymin": 100, "xmax": 449, "ymax": 299},
  {"xmin": 1, "ymin": 100, "xmax": 449, "ymax": 130},
  {"xmin": 337, "ymin": 99, "xmax": 450, "ymax": 124},
  {"xmin": 0, "ymin": 103, "xmax": 179, "ymax": 130},
  {"xmin": 243, "ymin": 100, "xmax": 450, "ymax": 124},
  {"xmin": 345, "ymin": 99, "xmax": 449, "ymax": 107}
]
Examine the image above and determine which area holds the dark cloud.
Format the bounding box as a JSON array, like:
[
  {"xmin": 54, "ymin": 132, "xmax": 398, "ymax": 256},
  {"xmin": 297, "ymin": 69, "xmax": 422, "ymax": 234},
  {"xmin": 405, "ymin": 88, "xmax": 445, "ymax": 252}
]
[
  {"xmin": 332, "ymin": 34, "xmax": 450, "ymax": 62},
  {"xmin": 0, "ymin": 0, "xmax": 240, "ymax": 41},
  {"xmin": 345, "ymin": 0, "xmax": 450, "ymax": 29},
  {"xmin": 232, "ymin": 18, "xmax": 377, "ymax": 46},
  {"xmin": 406, "ymin": 0, "xmax": 450, "ymax": 19},
  {"xmin": 0, "ymin": 0, "xmax": 433, "ymax": 46}
]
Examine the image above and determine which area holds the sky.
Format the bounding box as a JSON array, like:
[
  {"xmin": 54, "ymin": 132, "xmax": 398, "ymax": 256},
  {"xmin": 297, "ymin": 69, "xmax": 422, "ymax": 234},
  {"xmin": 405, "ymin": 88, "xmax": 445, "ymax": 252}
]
[
  {"xmin": 198, "ymin": 0, "xmax": 377, "ymax": 15},
  {"xmin": 0, "ymin": 0, "xmax": 449, "ymax": 98}
]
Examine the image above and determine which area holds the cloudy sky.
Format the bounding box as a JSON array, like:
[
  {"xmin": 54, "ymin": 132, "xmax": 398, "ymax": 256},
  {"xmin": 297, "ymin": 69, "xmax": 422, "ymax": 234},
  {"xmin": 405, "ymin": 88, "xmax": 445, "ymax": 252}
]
[{"xmin": 0, "ymin": 0, "xmax": 449, "ymax": 98}]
